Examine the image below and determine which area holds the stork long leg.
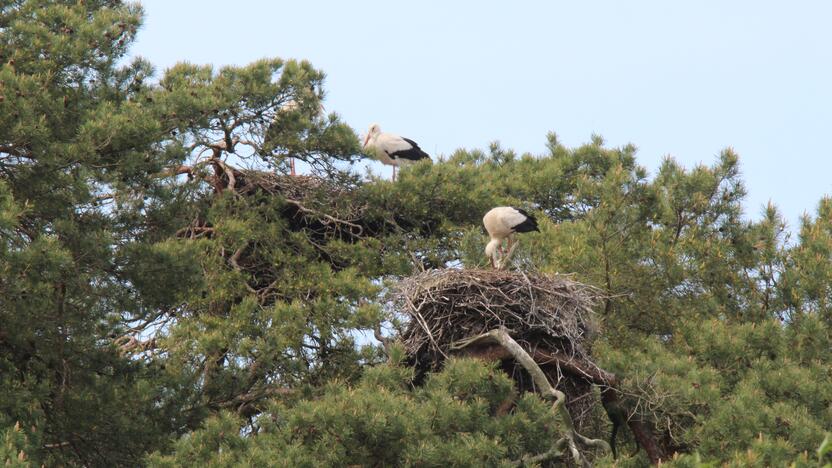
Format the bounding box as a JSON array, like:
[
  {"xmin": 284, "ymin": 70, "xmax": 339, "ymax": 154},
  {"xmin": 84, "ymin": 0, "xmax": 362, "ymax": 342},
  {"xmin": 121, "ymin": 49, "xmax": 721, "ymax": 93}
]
[
  {"xmin": 392, "ymin": 165, "xmax": 397, "ymax": 181},
  {"xmin": 501, "ymin": 236, "xmax": 519, "ymax": 269},
  {"xmin": 290, "ymin": 158, "xmax": 296, "ymax": 176}
]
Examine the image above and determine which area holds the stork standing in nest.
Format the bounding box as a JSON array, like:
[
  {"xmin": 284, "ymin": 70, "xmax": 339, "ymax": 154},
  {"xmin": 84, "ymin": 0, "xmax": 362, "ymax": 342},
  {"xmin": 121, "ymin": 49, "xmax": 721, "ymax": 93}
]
[
  {"xmin": 483, "ymin": 206, "xmax": 539, "ymax": 268},
  {"xmin": 362, "ymin": 123, "xmax": 431, "ymax": 181}
]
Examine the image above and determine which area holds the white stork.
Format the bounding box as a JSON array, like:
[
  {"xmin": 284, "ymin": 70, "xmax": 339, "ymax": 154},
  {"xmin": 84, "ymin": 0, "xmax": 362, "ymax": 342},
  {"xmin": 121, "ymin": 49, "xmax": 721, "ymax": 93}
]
[
  {"xmin": 483, "ymin": 206, "xmax": 540, "ymax": 268},
  {"xmin": 362, "ymin": 123, "xmax": 431, "ymax": 180}
]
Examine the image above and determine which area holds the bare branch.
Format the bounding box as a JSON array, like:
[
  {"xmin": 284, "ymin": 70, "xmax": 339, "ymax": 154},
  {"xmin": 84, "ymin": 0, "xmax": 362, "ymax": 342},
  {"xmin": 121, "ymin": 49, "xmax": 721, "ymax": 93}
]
[
  {"xmin": 217, "ymin": 386, "xmax": 294, "ymax": 412},
  {"xmin": 509, "ymin": 439, "xmax": 565, "ymax": 466},
  {"xmin": 451, "ymin": 327, "xmax": 610, "ymax": 466},
  {"xmin": 43, "ymin": 442, "xmax": 71, "ymax": 450},
  {"xmin": 0, "ymin": 144, "xmax": 29, "ymax": 158},
  {"xmin": 212, "ymin": 156, "xmax": 237, "ymax": 192},
  {"xmin": 113, "ymin": 335, "xmax": 158, "ymax": 355},
  {"xmin": 373, "ymin": 322, "xmax": 396, "ymax": 356}
]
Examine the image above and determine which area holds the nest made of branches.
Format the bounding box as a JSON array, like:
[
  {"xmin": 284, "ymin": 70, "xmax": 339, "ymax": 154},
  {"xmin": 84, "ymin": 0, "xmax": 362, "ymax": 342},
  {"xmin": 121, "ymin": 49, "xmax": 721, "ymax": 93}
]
[
  {"xmin": 396, "ymin": 269, "xmax": 600, "ymax": 365},
  {"xmin": 394, "ymin": 268, "xmax": 604, "ymax": 430},
  {"xmin": 224, "ymin": 169, "xmax": 343, "ymax": 199},
  {"xmin": 178, "ymin": 166, "xmax": 381, "ymax": 245}
]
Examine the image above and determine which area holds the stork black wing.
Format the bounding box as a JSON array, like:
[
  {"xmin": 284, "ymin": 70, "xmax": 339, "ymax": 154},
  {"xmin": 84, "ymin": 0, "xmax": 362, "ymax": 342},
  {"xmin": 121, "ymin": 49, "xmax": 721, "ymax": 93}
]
[
  {"xmin": 389, "ymin": 137, "xmax": 431, "ymax": 161},
  {"xmin": 510, "ymin": 207, "xmax": 540, "ymax": 233}
]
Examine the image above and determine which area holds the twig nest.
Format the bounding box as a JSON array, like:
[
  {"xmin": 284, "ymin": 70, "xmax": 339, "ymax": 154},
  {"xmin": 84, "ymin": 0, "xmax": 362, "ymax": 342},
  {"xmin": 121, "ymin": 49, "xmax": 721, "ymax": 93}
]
[
  {"xmin": 394, "ymin": 268, "xmax": 604, "ymax": 432},
  {"xmin": 229, "ymin": 170, "xmax": 337, "ymax": 198},
  {"xmin": 192, "ymin": 168, "xmax": 375, "ymax": 243},
  {"xmin": 395, "ymin": 268, "xmax": 601, "ymax": 369}
]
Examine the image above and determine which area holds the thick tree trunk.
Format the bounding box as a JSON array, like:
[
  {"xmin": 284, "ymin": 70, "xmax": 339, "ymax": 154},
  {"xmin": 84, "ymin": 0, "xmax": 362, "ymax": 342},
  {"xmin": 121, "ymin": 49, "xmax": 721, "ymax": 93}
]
[{"xmin": 600, "ymin": 387, "xmax": 662, "ymax": 464}]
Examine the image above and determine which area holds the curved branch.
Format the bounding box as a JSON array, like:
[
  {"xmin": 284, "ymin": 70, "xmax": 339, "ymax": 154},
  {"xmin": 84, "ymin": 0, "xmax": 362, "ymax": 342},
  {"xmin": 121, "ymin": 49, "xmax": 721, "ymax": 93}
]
[
  {"xmin": 509, "ymin": 438, "xmax": 565, "ymax": 466},
  {"xmin": 211, "ymin": 156, "xmax": 237, "ymax": 192},
  {"xmin": 113, "ymin": 335, "xmax": 158, "ymax": 355},
  {"xmin": 451, "ymin": 327, "xmax": 610, "ymax": 467},
  {"xmin": 450, "ymin": 337, "xmax": 662, "ymax": 464},
  {"xmin": 373, "ymin": 322, "xmax": 395, "ymax": 356}
]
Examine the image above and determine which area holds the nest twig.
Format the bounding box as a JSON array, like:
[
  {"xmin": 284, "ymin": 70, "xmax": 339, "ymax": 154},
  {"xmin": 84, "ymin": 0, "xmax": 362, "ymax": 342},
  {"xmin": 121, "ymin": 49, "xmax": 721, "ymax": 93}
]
[
  {"xmin": 173, "ymin": 165, "xmax": 371, "ymax": 239},
  {"xmin": 393, "ymin": 268, "xmax": 608, "ymax": 433},
  {"xmin": 395, "ymin": 269, "xmax": 601, "ymax": 367}
]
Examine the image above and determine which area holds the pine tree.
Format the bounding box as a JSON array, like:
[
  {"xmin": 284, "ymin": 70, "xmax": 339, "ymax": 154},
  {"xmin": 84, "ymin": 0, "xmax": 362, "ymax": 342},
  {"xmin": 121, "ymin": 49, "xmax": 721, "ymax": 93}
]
[
  {"xmin": 0, "ymin": 1, "xmax": 191, "ymax": 465},
  {"xmin": 4, "ymin": 1, "xmax": 832, "ymax": 466}
]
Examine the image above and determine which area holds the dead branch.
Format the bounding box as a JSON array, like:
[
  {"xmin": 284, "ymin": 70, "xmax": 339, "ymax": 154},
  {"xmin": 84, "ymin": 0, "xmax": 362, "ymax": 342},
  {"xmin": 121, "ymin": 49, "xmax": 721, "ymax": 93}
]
[
  {"xmin": 217, "ymin": 386, "xmax": 294, "ymax": 416},
  {"xmin": 211, "ymin": 157, "xmax": 237, "ymax": 192},
  {"xmin": 451, "ymin": 327, "xmax": 610, "ymax": 467},
  {"xmin": 43, "ymin": 441, "xmax": 71, "ymax": 450},
  {"xmin": 600, "ymin": 387, "xmax": 662, "ymax": 464},
  {"xmin": 175, "ymin": 225, "xmax": 214, "ymax": 239},
  {"xmin": 113, "ymin": 335, "xmax": 158, "ymax": 355},
  {"xmin": 509, "ymin": 438, "xmax": 567, "ymax": 467},
  {"xmin": 458, "ymin": 343, "xmax": 616, "ymax": 387},
  {"xmin": 452, "ymin": 331, "xmax": 663, "ymax": 464},
  {"xmin": 0, "ymin": 144, "xmax": 31, "ymax": 158},
  {"xmin": 395, "ymin": 269, "xmax": 600, "ymax": 371},
  {"xmin": 172, "ymin": 165, "xmax": 193, "ymax": 176},
  {"xmin": 373, "ymin": 323, "xmax": 395, "ymax": 356},
  {"xmin": 228, "ymin": 244, "xmax": 246, "ymax": 270},
  {"xmin": 159, "ymin": 159, "xmax": 214, "ymax": 179}
]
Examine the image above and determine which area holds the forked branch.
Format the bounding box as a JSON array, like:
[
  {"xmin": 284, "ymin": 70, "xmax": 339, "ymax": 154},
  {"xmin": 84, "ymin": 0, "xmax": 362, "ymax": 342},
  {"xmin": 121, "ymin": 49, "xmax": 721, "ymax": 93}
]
[{"xmin": 451, "ymin": 326, "xmax": 610, "ymax": 467}]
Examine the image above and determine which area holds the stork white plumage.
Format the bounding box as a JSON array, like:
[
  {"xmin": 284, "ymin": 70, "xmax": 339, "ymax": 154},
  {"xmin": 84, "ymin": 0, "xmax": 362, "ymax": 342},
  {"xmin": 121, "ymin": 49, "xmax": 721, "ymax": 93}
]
[
  {"xmin": 362, "ymin": 123, "xmax": 431, "ymax": 180},
  {"xmin": 483, "ymin": 206, "xmax": 540, "ymax": 268}
]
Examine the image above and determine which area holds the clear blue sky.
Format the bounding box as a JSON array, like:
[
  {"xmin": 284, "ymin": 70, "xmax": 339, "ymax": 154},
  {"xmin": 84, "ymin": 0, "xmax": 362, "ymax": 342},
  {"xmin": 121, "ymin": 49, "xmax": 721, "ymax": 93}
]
[{"xmin": 130, "ymin": 1, "xmax": 832, "ymax": 231}]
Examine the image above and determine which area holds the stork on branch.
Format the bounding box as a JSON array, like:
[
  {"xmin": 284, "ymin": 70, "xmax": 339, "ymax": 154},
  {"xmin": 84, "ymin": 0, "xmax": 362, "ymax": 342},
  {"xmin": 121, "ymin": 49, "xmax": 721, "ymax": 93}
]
[{"xmin": 362, "ymin": 123, "xmax": 431, "ymax": 181}]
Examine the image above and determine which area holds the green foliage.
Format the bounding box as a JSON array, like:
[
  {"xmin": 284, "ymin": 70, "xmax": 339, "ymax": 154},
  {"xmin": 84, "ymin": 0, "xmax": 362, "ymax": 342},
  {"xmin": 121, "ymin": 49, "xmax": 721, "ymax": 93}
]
[
  {"xmin": 0, "ymin": 423, "xmax": 35, "ymax": 467},
  {"xmin": 148, "ymin": 358, "xmax": 565, "ymax": 467},
  {"xmin": 781, "ymin": 197, "xmax": 832, "ymax": 322},
  {"xmin": 819, "ymin": 434, "xmax": 832, "ymax": 467},
  {"xmin": 597, "ymin": 335, "xmax": 722, "ymax": 455},
  {"xmin": 663, "ymin": 435, "xmax": 818, "ymax": 468},
  {"xmin": 1, "ymin": 0, "xmax": 366, "ymax": 465},
  {"xmin": 4, "ymin": 1, "xmax": 832, "ymax": 466}
]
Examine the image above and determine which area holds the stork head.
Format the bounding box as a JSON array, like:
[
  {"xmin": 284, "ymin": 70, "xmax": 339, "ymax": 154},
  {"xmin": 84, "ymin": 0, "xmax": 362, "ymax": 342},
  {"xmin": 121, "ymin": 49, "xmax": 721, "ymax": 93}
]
[
  {"xmin": 485, "ymin": 238, "xmax": 501, "ymax": 259},
  {"xmin": 363, "ymin": 123, "xmax": 381, "ymax": 148}
]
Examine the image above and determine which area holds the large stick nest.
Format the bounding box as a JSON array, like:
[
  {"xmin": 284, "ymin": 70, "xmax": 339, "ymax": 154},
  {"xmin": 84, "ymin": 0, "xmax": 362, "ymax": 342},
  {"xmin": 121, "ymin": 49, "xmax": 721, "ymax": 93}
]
[
  {"xmin": 224, "ymin": 169, "xmax": 346, "ymax": 201},
  {"xmin": 179, "ymin": 167, "xmax": 392, "ymax": 247},
  {"xmin": 195, "ymin": 166, "xmax": 433, "ymax": 241},
  {"xmin": 216, "ymin": 168, "xmax": 370, "ymax": 242},
  {"xmin": 394, "ymin": 268, "xmax": 604, "ymax": 431},
  {"xmin": 395, "ymin": 269, "xmax": 600, "ymax": 366}
]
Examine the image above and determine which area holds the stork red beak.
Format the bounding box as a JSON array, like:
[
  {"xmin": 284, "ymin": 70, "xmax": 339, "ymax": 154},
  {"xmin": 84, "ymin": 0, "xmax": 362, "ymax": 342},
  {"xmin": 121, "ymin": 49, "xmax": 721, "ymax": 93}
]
[{"xmin": 362, "ymin": 134, "xmax": 370, "ymax": 148}]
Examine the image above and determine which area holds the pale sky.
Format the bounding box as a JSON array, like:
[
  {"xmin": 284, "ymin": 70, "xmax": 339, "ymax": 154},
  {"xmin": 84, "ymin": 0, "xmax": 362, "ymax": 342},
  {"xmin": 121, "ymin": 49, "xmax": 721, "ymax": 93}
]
[{"xmin": 130, "ymin": 1, "xmax": 832, "ymax": 232}]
